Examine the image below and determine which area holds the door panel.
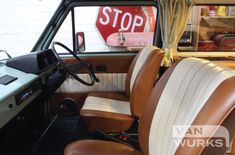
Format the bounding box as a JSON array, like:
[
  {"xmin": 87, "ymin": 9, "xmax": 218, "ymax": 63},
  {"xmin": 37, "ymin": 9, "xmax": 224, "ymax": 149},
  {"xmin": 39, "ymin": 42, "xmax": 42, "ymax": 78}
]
[
  {"xmin": 60, "ymin": 55, "xmax": 135, "ymax": 92},
  {"xmin": 57, "ymin": 73, "xmax": 127, "ymax": 93},
  {"xmin": 64, "ymin": 56, "xmax": 134, "ymax": 73},
  {"xmin": 50, "ymin": 54, "xmax": 135, "ymax": 113}
]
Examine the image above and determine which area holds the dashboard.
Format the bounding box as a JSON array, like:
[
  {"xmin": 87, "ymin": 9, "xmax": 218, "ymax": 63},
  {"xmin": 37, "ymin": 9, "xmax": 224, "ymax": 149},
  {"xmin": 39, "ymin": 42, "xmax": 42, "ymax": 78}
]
[
  {"xmin": 0, "ymin": 49, "xmax": 63, "ymax": 129},
  {"xmin": 0, "ymin": 65, "xmax": 39, "ymax": 128}
]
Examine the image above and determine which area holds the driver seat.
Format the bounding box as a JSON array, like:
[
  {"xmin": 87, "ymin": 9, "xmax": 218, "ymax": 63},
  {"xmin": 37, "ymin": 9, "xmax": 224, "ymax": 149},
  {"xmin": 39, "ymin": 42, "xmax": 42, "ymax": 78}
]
[
  {"xmin": 65, "ymin": 57, "xmax": 235, "ymax": 155},
  {"xmin": 80, "ymin": 46, "xmax": 164, "ymax": 133}
]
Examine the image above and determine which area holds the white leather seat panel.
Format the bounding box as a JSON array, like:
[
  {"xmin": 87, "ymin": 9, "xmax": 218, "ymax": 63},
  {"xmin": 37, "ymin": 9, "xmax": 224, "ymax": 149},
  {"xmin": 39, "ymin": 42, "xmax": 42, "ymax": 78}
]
[
  {"xmin": 57, "ymin": 73, "xmax": 127, "ymax": 93},
  {"xmin": 149, "ymin": 58, "xmax": 235, "ymax": 155},
  {"xmin": 82, "ymin": 96, "xmax": 131, "ymax": 115}
]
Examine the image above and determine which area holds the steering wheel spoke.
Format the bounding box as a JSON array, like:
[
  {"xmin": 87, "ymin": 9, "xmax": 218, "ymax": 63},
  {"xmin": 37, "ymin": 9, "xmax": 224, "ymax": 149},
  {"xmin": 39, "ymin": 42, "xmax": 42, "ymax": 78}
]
[{"xmin": 52, "ymin": 41, "xmax": 99, "ymax": 86}]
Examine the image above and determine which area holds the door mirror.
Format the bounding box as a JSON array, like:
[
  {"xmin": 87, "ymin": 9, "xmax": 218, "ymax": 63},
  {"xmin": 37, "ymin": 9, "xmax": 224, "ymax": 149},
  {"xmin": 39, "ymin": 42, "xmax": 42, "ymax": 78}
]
[{"xmin": 76, "ymin": 32, "xmax": 85, "ymax": 52}]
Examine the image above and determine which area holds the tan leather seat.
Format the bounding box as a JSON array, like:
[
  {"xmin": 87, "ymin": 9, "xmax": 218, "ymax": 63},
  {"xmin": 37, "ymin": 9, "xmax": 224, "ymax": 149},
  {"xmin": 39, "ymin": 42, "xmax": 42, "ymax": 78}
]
[
  {"xmin": 232, "ymin": 136, "xmax": 235, "ymax": 155},
  {"xmin": 65, "ymin": 57, "xmax": 235, "ymax": 155},
  {"xmin": 80, "ymin": 46, "xmax": 164, "ymax": 133}
]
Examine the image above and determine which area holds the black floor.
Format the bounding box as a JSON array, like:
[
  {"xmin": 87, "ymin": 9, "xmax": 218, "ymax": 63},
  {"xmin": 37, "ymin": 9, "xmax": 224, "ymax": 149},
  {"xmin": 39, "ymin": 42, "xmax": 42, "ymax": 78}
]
[
  {"xmin": 33, "ymin": 115, "xmax": 91, "ymax": 155},
  {"xmin": 0, "ymin": 114, "xmax": 91, "ymax": 155},
  {"xmin": 1, "ymin": 112, "xmax": 140, "ymax": 155}
]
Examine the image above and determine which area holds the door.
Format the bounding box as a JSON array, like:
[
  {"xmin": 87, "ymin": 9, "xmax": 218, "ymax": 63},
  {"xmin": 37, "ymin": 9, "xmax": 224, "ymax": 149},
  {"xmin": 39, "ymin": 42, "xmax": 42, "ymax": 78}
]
[{"xmin": 49, "ymin": 4, "xmax": 158, "ymax": 112}]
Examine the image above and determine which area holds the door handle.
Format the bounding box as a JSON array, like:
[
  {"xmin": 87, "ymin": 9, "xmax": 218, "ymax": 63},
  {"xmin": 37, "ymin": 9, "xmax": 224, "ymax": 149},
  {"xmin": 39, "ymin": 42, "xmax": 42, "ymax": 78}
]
[{"xmin": 96, "ymin": 65, "xmax": 107, "ymax": 72}]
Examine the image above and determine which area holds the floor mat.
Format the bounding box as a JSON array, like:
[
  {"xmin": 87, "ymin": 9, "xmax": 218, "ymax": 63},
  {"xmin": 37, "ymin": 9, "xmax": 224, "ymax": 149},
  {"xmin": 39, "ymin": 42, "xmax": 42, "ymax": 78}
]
[{"xmin": 33, "ymin": 115, "xmax": 91, "ymax": 155}]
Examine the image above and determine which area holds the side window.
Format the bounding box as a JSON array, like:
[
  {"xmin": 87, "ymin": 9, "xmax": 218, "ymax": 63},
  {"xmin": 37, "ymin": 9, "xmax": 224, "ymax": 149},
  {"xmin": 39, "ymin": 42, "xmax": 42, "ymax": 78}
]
[
  {"xmin": 52, "ymin": 12, "xmax": 73, "ymax": 52},
  {"xmin": 178, "ymin": 5, "xmax": 235, "ymax": 52},
  {"xmin": 74, "ymin": 6, "xmax": 158, "ymax": 53}
]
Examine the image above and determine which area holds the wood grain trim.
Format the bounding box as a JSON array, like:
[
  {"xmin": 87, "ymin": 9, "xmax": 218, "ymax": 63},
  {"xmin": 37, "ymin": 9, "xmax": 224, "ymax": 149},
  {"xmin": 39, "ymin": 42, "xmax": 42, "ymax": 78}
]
[{"xmin": 62, "ymin": 56, "xmax": 135, "ymax": 73}]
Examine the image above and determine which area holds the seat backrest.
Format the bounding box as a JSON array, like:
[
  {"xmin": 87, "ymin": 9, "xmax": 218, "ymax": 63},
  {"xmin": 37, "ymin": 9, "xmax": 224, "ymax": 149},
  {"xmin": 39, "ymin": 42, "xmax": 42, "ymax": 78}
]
[
  {"xmin": 232, "ymin": 136, "xmax": 235, "ymax": 155},
  {"xmin": 125, "ymin": 46, "xmax": 164, "ymax": 117},
  {"xmin": 139, "ymin": 57, "xmax": 235, "ymax": 155}
]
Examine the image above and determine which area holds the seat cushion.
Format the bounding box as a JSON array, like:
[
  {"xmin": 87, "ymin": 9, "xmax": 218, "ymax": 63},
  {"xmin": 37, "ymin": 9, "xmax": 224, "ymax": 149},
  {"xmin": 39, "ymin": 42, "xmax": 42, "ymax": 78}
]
[
  {"xmin": 80, "ymin": 92, "xmax": 134, "ymax": 132},
  {"xmin": 64, "ymin": 140, "xmax": 144, "ymax": 155},
  {"xmin": 82, "ymin": 96, "xmax": 131, "ymax": 115}
]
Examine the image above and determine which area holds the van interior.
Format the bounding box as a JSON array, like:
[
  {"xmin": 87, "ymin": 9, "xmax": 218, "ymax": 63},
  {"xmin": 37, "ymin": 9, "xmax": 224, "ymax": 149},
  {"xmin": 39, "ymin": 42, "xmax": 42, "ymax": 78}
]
[{"xmin": 0, "ymin": 0, "xmax": 235, "ymax": 155}]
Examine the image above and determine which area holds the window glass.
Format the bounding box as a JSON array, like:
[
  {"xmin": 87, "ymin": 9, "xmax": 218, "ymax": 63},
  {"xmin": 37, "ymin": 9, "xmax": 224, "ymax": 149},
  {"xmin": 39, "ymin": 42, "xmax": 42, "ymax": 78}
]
[
  {"xmin": 52, "ymin": 12, "xmax": 73, "ymax": 52},
  {"xmin": 74, "ymin": 6, "xmax": 157, "ymax": 53},
  {"xmin": 178, "ymin": 5, "xmax": 235, "ymax": 52}
]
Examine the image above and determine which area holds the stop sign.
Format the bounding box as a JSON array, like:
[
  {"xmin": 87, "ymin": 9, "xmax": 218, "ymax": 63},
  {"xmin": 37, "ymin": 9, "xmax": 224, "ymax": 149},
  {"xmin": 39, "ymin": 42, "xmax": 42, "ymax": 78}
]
[{"xmin": 95, "ymin": 6, "xmax": 147, "ymax": 42}]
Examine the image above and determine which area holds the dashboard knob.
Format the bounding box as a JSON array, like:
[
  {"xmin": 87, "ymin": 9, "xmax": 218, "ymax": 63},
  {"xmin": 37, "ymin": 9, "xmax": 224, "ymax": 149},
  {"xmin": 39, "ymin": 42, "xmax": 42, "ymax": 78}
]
[{"xmin": 8, "ymin": 104, "xmax": 13, "ymax": 108}]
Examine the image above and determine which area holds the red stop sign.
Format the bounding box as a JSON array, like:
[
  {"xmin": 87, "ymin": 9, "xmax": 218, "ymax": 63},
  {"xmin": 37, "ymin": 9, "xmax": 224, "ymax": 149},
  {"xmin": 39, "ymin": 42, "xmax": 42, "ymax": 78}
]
[{"xmin": 95, "ymin": 6, "xmax": 147, "ymax": 42}]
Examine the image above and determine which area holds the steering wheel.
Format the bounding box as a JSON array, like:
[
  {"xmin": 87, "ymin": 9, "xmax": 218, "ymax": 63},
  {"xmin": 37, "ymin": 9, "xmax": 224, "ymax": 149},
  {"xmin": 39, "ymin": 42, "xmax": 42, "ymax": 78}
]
[{"xmin": 52, "ymin": 41, "xmax": 99, "ymax": 86}]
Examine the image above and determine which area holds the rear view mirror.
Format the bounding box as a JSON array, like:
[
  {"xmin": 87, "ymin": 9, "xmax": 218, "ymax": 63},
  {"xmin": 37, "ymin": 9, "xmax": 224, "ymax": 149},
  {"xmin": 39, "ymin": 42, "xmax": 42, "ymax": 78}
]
[{"xmin": 76, "ymin": 32, "xmax": 85, "ymax": 52}]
